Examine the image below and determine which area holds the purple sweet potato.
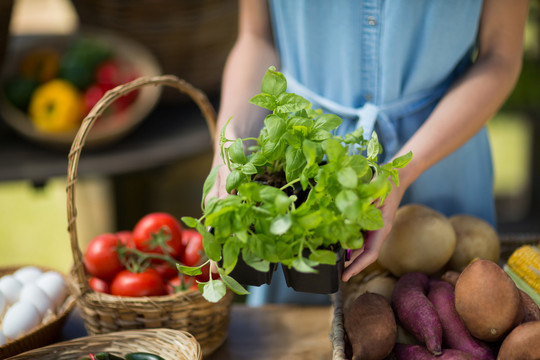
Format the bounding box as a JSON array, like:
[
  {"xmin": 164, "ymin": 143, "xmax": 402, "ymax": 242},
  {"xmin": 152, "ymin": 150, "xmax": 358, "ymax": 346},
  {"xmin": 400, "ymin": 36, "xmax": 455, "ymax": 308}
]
[
  {"xmin": 519, "ymin": 289, "xmax": 540, "ymax": 323},
  {"xmin": 394, "ymin": 344, "xmax": 477, "ymax": 360},
  {"xmin": 427, "ymin": 280, "xmax": 494, "ymax": 360},
  {"xmin": 391, "ymin": 272, "xmax": 442, "ymax": 355},
  {"xmin": 344, "ymin": 292, "xmax": 397, "ymax": 360}
]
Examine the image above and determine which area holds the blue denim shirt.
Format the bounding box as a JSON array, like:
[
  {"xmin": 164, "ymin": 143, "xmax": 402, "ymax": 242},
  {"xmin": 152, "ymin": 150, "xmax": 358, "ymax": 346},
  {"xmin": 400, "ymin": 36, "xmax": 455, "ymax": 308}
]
[{"xmin": 247, "ymin": 0, "xmax": 495, "ymax": 305}]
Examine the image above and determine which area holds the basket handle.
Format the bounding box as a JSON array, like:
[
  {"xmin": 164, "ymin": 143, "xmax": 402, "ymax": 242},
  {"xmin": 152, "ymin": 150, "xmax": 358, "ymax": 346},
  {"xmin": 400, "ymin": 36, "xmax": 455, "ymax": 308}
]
[{"xmin": 66, "ymin": 75, "xmax": 217, "ymax": 289}]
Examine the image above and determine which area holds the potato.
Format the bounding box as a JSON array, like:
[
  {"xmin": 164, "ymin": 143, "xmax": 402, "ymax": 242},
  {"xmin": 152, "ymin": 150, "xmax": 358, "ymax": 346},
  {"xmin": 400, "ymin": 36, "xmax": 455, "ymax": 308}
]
[
  {"xmin": 498, "ymin": 320, "xmax": 540, "ymax": 360},
  {"xmin": 378, "ymin": 204, "xmax": 456, "ymax": 276},
  {"xmin": 454, "ymin": 259, "xmax": 523, "ymax": 342},
  {"xmin": 447, "ymin": 214, "xmax": 500, "ymax": 271},
  {"xmin": 344, "ymin": 293, "xmax": 397, "ymax": 360}
]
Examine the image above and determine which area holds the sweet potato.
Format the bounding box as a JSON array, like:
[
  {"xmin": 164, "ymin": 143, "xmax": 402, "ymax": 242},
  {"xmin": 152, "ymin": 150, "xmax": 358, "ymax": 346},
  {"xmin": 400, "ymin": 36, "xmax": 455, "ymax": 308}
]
[
  {"xmin": 391, "ymin": 272, "xmax": 442, "ymax": 355},
  {"xmin": 427, "ymin": 280, "xmax": 494, "ymax": 360},
  {"xmin": 497, "ymin": 320, "xmax": 540, "ymax": 360},
  {"xmin": 344, "ymin": 292, "xmax": 397, "ymax": 360},
  {"xmin": 441, "ymin": 270, "xmax": 461, "ymax": 287},
  {"xmin": 454, "ymin": 259, "xmax": 523, "ymax": 342},
  {"xmin": 394, "ymin": 344, "xmax": 477, "ymax": 360},
  {"xmin": 520, "ymin": 289, "xmax": 540, "ymax": 323}
]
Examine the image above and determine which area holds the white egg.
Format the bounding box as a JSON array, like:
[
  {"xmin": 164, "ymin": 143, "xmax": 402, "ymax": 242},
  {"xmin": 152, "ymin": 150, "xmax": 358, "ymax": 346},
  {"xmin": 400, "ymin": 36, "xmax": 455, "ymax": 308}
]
[
  {"xmin": 13, "ymin": 266, "xmax": 43, "ymax": 284},
  {"xmin": 19, "ymin": 283, "xmax": 53, "ymax": 317},
  {"xmin": 2, "ymin": 301, "xmax": 41, "ymax": 340},
  {"xmin": 0, "ymin": 330, "xmax": 6, "ymax": 346},
  {"xmin": 0, "ymin": 275, "xmax": 23, "ymax": 305},
  {"xmin": 0, "ymin": 291, "xmax": 5, "ymax": 315},
  {"xmin": 35, "ymin": 271, "xmax": 67, "ymax": 309}
]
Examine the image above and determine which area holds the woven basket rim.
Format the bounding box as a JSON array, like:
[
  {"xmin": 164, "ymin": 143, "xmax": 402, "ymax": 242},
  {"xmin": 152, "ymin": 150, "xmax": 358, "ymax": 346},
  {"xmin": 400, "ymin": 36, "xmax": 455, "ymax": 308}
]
[{"xmin": 5, "ymin": 328, "xmax": 202, "ymax": 360}]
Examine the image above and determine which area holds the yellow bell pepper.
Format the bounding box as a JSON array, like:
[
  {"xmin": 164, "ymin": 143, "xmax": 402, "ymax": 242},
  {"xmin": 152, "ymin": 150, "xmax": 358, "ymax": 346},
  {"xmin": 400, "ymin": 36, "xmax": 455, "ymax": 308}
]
[{"xmin": 28, "ymin": 79, "xmax": 84, "ymax": 133}]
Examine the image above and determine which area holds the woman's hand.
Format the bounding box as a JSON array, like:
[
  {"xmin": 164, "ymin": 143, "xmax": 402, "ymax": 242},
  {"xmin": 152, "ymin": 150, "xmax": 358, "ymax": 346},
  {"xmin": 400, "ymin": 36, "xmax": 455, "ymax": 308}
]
[{"xmin": 341, "ymin": 178, "xmax": 405, "ymax": 282}]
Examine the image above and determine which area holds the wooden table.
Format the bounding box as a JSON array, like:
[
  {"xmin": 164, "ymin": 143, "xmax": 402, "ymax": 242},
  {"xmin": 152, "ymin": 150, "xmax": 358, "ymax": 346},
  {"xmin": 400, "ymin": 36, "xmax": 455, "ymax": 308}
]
[
  {"xmin": 60, "ymin": 304, "xmax": 335, "ymax": 360},
  {"xmin": 207, "ymin": 305, "xmax": 334, "ymax": 360}
]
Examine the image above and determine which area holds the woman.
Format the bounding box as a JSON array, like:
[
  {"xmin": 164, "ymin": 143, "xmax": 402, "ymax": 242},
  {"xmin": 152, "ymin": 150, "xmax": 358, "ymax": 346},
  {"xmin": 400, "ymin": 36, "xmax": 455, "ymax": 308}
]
[{"xmin": 207, "ymin": 0, "xmax": 529, "ymax": 305}]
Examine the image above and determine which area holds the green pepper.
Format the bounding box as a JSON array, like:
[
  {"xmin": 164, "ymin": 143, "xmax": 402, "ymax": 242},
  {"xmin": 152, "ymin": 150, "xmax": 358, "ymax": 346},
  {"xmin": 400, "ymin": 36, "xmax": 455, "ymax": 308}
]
[
  {"xmin": 125, "ymin": 352, "xmax": 165, "ymax": 360},
  {"xmin": 3, "ymin": 76, "xmax": 39, "ymax": 111}
]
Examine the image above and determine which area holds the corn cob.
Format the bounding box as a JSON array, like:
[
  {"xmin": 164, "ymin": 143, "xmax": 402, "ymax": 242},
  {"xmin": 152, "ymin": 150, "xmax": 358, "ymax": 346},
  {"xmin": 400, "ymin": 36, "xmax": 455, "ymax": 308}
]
[{"xmin": 507, "ymin": 245, "xmax": 540, "ymax": 296}]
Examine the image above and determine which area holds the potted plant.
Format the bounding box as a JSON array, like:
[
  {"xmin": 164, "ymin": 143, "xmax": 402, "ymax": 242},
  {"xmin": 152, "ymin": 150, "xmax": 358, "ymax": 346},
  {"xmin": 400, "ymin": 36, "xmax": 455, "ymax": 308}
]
[{"xmin": 179, "ymin": 66, "xmax": 411, "ymax": 302}]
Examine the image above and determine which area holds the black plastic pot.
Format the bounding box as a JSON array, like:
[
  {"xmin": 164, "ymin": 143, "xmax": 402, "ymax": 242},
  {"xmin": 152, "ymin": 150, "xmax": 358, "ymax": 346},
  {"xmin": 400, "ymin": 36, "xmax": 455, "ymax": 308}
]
[
  {"xmin": 227, "ymin": 253, "xmax": 278, "ymax": 286},
  {"xmin": 281, "ymin": 246, "xmax": 346, "ymax": 294}
]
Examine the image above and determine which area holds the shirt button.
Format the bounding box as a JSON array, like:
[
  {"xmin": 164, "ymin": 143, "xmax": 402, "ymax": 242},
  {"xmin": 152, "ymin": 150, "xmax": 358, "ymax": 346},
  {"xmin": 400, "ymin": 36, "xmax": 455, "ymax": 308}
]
[
  {"xmin": 364, "ymin": 93, "xmax": 373, "ymax": 101},
  {"xmin": 367, "ymin": 16, "xmax": 377, "ymax": 26}
]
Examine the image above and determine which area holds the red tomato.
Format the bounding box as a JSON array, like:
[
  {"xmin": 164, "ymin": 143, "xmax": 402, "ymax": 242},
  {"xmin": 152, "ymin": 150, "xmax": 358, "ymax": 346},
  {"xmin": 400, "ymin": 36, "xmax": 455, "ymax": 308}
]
[
  {"xmin": 84, "ymin": 233, "xmax": 124, "ymax": 281},
  {"xmin": 110, "ymin": 269, "xmax": 167, "ymax": 297},
  {"xmin": 88, "ymin": 276, "xmax": 110, "ymax": 294},
  {"xmin": 133, "ymin": 213, "xmax": 184, "ymax": 258},
  {"xmin": 151, "ymin": 260, "xmax": 178, "ymax": 280},
  {"xmin": 95, "ymin": 59, "xmax": 139, "ymax": 110},
  {"xmin": 167, "ymin": 275, "xmax": 198, "ymax": 294},
  {"xmin": 116, "ymin": 230, "xmax": 135, "ymax": 248},
  {"xmin": 180, "ymin": 229, "xmax": 204, "ymax": 267}
]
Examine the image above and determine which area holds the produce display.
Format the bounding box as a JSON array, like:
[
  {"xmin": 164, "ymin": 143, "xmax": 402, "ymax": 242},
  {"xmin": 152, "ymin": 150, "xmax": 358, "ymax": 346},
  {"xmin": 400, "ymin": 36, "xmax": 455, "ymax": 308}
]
[
  {"xmin": 342, "ymin": 204, "xmax": 540, "ymax": 360},
  {"xmin": 83, "ymin": 212, "xmax": 204, "ymax": 297},
  {"xmin": 2, "ymin": 37, "xmax": 139, "ymax": 134},
  {"xmin": 0, "ymin": 267, "xmax": 68, "ymax": 344}
]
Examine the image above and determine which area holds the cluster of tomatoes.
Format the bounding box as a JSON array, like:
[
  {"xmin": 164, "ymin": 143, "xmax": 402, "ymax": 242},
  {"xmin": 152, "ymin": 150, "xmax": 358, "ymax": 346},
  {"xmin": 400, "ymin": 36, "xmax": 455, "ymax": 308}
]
[{"xmin": 83, "ymin": 212, "xmax": 210, "ymax": 297}]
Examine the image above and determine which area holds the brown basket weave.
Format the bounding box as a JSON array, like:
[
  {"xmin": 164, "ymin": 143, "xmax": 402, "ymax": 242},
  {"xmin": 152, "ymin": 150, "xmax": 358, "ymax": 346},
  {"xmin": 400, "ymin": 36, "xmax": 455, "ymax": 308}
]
[
  {"xmin": 6, "ymin": 328, "xmax": 201, "ymax": 360},
  {"xmin": 65, "ymin": 75, "xmax": 231, "ymax": 357},
  {"xmin": 0, "ymin": 266, "xmax": 76, "ymax": 359},
  {"xmin": 329, "ymin": 233, "xmax": 540, "ymax": 360},
  {"xmin": 69, "ymin": 0, "xmax": 238, "ymax": 102}
]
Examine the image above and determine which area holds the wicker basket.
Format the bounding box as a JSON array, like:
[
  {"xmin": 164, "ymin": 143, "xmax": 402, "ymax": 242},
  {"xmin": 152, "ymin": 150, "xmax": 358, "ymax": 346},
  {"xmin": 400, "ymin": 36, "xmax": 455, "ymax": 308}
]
[
  {"xmin": 65, "ymin": 75, "xmax": 231, "ymax": 357},
  {"xmin": 5, "ymin": 328, "xmax": 201, "ymax": 360},
  {"xmin": 329, "ymin": 233, "xmax": 540, "ymax": 360},
  {"xmin": 69, "ymin": 0, "xmax": 238, "ymax": 102},
  {"xmin": 0, "ymin": 266, "xmax": 76, "ymax": 359}
]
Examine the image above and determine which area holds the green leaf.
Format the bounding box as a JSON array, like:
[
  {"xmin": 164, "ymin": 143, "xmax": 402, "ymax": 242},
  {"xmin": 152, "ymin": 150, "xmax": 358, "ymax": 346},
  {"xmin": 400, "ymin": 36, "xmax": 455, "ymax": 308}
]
[
  {"xmin": 276, "ymin": 93, "xmax": 311, "ymax": 113},
  {"xmin": 313, "ymin": 114, "xmax": 342, "ymax": 132},
  {"xmin": 225, "ymin": 171, "xmax": 244, "ymax": 194},
  {"xmin": 297, "ymin": 211, "xmax": 323, "ymax": 230},
  {"xmin": 392, "ymin": 151, "xmax": 413, "ymax": 168},
  {"xmin": 260, "ymin": 66, "xmax": 287, "ymax": 96},
  {"xmin": 302, "ymin": 139, "xmax": 318, "ymax": 167},
  {"xmin": 222, "ymin": 240, "xmax": 240, "ymax": 270},
  {"xmin": 242, "ymin": 249, "xmax": 271, "ymax": 272},
  {"xmin": 201, "ymin": 165, "xmax": 221, "ymax": 210},
  {"xmin": 337, "ymin": 166, "xmax": 358, "ymax": 189},
  {"xmin": 177, "ymin": 263, "xmax": 203, "ymax": 276},
  {"xmin": 324, "ymin": 138, "xmax": 345, "ymax": 163},
  {"xmin": 241, "ymin": 162, "xmax": 258, "ymax": 176},
  {"xmin": 285, "ymin": 146, "xmax": 306, "ymax": 182},
  {"xmin": 264, "ymin": 114, "xmax": 287, "ymax": 141},
  {"xmin": 228, "ymin": 138, "xmax": 247, "ymax": 164},
  {"xmin": 248, "ymin": 151, "xmax": 268, "ymax": 167},
  {"xmin": 270, "ymin": 214, "xmax": 292, "ymax": 235},
  {"xmin": 218, "ymin": 270, "xmax": 250, "ymax": 295},
  {"xmin": 180, "ymin": 216, "xmax": 198, "ymax": 228},
  {"xmin": 309, "ymin": 249, "xmax": 337, "ymax": 265},
  {"xmin": 291, "ymin": 257, "xmax": 318, "ymax": 273},
  {"xmin": 202, "ymin": 279, "xmax": 227, "ymax": 303},
  {"xmin": 202, "ymin": 230, "xmax": 222, "ymax": 261},
  {"xmin": 335, "ymin": 190, "xmax": 362, "ymax": 219},
  {"xmin": 310, "ymin": 129, "xmax": 332, "ymax": 141},
  {"xmin": 367, "ymin": 131, "xmax": 382, "ymax": 160},
  {"xmin": 357, "ymin": 205, "xmax": 384, "ymax": 230},
  {"xmin": 262, "ymin": 138, "xmax": 286, "ymax": 161},
  {"xmin": 249, "ymin": 93, "xmax": 276, "ymax": 111}
]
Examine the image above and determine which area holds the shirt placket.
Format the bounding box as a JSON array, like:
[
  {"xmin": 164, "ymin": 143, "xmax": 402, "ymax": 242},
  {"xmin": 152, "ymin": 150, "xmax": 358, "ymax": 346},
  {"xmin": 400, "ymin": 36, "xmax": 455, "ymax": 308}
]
[{"xmin": 361, "ymin": 0, "xmax": 381, "ymax": 105}]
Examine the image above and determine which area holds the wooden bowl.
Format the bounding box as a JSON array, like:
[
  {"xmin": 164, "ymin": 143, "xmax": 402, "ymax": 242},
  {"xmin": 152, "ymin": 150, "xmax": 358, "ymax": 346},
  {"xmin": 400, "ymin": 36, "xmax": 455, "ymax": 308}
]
[{"xmin": 0, "ymin": 26, "xmax": 162, "ymax": 149}]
